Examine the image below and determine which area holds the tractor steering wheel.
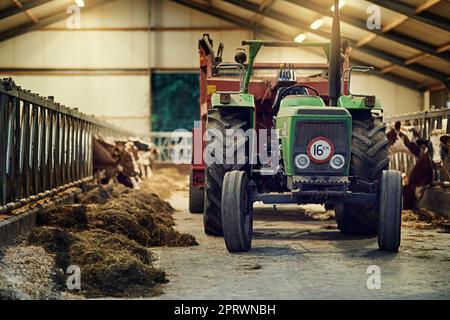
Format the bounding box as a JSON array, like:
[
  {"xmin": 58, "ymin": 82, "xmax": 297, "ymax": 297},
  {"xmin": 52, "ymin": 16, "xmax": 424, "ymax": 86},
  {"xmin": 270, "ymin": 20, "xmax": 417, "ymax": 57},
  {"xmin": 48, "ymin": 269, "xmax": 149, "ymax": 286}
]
[
  {"xmin": 272, "ymin": 85, "xmax": 321, "ymax": 115},
  {"xmin": 282, "ymin": 85, "xmax": 320, "ymax": 97}
]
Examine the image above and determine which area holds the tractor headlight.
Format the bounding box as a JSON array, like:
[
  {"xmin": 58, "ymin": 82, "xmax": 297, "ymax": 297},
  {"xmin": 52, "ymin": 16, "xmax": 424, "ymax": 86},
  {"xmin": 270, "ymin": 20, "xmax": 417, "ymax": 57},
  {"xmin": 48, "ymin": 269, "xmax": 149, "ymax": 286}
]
[
  {"xmin": 330, "ymin": 154, "xmax": 345, "ymax": 170},
  {"xmin": 294, "ymin": 154, "xmax": 310, "ymax": 169}
]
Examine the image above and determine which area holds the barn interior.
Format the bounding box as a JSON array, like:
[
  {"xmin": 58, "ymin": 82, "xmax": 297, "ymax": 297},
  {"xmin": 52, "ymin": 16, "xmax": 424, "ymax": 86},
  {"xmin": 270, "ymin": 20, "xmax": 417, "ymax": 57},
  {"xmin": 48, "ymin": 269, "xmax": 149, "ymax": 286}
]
[{"xmin": 0, "ymin": 0, "xmax": 449, "ymax": 301}]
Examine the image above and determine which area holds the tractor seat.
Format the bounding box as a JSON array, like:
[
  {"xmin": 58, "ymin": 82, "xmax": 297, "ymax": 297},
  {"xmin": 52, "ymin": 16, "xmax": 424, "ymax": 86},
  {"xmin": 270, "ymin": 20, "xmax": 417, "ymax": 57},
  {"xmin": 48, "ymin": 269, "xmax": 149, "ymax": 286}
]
[{"xmin": 271, "ymin": 86, "xmax": 308, "ymax": 115}]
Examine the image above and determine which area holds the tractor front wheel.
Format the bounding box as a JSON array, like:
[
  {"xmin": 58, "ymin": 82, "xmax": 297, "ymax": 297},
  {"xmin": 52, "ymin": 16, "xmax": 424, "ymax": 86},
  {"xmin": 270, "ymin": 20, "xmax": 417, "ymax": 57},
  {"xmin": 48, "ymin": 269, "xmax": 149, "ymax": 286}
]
[
  {"xmin": 203, "ymin": 108, "xmax": 250, "ymax": 236},
  {"xmin": 335, "ymin": 113, "xmax": 389, "ymax": 235},
  {"xmin": 378, "ymin": 170, "xmax": 402, "ymax": 252},
  {"xmin": 221, "ymin": 171, "xmax": 253, "ymax": 252}
]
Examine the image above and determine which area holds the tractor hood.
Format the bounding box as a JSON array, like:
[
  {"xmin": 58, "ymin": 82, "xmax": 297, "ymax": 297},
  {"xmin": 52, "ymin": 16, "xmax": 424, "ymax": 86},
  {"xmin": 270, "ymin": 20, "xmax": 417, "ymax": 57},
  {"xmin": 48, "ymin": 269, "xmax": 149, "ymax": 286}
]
[
  {"xmin": 279, "ymin": 95, "xmax": 325, "ymax": 109},
  {"xmin": 276, "ymin": 106, "xmax": 352, "ymax": 178}
]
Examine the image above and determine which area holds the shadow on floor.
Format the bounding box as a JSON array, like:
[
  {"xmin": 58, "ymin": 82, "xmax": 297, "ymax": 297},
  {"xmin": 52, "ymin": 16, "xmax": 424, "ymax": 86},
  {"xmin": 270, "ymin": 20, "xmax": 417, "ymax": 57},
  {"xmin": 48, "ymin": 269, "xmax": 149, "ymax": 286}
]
[
  {"xmin": 253, "ymin": 206, "xmax": 332, "ymax": 222},
  {"xmin": 236, "ymin": 245, "xmax": 303, "ymax": 257},
  {"xmin": 253, "ymin": 227, "xmax": 375, "ymax": 242}
]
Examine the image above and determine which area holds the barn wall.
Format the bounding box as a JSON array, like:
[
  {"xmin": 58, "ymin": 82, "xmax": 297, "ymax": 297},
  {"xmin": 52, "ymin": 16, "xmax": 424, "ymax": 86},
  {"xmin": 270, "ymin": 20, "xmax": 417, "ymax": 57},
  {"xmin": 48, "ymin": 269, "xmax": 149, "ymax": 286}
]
[
  {"xmin": 0, "ymin": 0, "xmax": 151, "ymax": 136},
  {"xmin": 351, "ymin": 74, "xmax": 423, "ymax": 117},
  {"xmin": 0, "ymin": 0, "xmax": 422, "ymax": 136}
]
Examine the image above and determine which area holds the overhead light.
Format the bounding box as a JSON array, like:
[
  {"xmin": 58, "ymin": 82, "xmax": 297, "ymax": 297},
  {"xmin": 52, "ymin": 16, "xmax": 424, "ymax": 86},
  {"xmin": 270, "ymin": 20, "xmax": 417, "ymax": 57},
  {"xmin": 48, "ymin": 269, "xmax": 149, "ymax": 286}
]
[
  {"xmin": 294, "ymin": 33, "xmax": 306, "ymax": 43},
  {"xmin": 331, "ymin": 0, "xmax": 346, "ymax": 12},
  {"xmin": 75, "ymin": 0, "xmax": 85, "ymax": 7},
  {"xmin": 310, "ymin": 19, "xmax": 324, "ymax": 30}
]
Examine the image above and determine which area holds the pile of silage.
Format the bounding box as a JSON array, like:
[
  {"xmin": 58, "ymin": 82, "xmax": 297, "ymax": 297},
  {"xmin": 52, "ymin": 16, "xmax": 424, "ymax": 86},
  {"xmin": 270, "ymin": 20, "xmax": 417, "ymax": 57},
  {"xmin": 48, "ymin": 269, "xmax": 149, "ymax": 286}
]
[
  {"xmin": 402, "ymin": 208, "xmax": 450, "ymax": 232},
  {"xmin": 27, "ymin": 182, "xmax": 197, "ymax": 298}
]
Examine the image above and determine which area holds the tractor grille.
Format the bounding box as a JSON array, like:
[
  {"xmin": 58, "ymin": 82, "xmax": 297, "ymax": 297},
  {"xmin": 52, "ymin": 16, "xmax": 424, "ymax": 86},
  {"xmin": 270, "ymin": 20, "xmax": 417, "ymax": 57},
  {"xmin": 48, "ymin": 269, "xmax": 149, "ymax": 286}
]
[{"xmin": 293, "ymin": 121, "xmax": 350, "ymax": 175}]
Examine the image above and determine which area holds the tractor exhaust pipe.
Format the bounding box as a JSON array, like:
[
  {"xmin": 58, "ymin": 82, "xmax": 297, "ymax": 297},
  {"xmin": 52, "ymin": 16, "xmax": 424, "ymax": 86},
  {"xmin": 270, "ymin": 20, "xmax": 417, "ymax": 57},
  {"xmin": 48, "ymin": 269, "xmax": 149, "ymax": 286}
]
[{"xmin": 329, "ymin": 0, "xmax": 342, "ymax": 106}]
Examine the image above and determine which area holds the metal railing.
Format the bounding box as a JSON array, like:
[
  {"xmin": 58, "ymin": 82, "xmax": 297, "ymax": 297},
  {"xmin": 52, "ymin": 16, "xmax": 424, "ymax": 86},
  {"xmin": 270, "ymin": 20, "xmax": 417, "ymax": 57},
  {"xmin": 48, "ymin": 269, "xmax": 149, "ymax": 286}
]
[
  {"xmin": 384, "ymin": 109, "xmax": 450, "ymax": 176},
  {"xmin": 0, "ymin": 78, "xmax": 129, "ymax": 214},
  {"xmin": 384, "ymin": 109, "xmax": 450, "ymax": 136},
  {"xmin": 151, "ymin": 131, "xmax": 192, "ymax": 164}
]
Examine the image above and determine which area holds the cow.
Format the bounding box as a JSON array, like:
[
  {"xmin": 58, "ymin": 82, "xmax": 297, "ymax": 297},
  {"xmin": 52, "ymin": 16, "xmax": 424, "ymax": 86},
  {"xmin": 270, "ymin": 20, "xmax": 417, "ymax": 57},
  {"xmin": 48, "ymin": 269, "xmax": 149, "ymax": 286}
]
[
  {"xmin": 130, "ymin": 139, "xmax": 159, "ymax": 179},
  {"xmin": 402, "ymin": 129, "xmax": 450, "ymax": 209},
  {"xmin": 387, "ymin": 121, "xmax": 421, "ymax": 159},
  {"xmin": 92, "ymin": 135, "xmax": 140, "ymax": 189}
]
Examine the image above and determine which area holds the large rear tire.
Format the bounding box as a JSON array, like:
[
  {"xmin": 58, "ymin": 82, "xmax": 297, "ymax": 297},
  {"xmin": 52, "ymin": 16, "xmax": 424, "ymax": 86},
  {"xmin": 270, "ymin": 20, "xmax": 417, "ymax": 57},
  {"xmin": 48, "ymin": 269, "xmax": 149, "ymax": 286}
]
[
  {"xmin": 203, "ymin": 108, "xmax": 250, "ymax": 236},
  {"xmin": 335, "ymin": 113, "xmax": 389, "ymax": 235},
  {"xmin": 378, "ymin": 170, "xmax": 402, "ymax": 252},
  {"xmin": 221, "ymin": 171, "xmax": 253, "ymax": 252},
  {"xmin": 189, "ymin": 171, "xmax": 204, "ymax": 214}
]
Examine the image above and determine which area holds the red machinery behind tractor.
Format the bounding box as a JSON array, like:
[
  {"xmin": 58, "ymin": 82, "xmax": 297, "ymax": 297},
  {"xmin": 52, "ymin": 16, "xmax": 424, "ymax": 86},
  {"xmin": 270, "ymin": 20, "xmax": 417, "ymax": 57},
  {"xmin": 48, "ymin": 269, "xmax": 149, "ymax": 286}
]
[{"xmin": 189, "ymin": 34, "xmax": 349, "ymax": 213}]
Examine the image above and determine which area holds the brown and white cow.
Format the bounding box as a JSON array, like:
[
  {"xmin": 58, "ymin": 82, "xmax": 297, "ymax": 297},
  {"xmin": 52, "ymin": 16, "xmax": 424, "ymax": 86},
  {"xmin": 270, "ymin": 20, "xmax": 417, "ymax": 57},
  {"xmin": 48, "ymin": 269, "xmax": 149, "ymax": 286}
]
[
  {"xmin": 387, "ymin": 121, "xmax": 421, "ymax": 159},
  {"xmin": 402, "ymin": 129, "xmax": 450, "ymax": 209},
  {"xmin": 93, "ymin": 135, "xmax": 140, "ymax": 189},
  {"xmin": 130, "ymin": 140, "xmax": 159, "ymax": 179}
]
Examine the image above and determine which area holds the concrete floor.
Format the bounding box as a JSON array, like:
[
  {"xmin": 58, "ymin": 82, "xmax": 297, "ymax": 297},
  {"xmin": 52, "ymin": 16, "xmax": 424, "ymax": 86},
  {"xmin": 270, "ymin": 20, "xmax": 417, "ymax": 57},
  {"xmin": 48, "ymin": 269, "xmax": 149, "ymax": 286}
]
[{"xmin": 152, "ymin": 190, "xmax": 450, "ymax": 300}]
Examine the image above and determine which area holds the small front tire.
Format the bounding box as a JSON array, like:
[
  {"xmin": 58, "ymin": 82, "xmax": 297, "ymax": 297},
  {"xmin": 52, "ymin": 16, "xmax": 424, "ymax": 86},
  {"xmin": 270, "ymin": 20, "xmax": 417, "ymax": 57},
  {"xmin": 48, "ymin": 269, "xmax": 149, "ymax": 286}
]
[
  {"xmin": 221, "ymin": 171, "xmax": 253, "ymax": 253},
  {"xmin": 378, "ymin": 170, "xmax": 402, "ymax": 252}
]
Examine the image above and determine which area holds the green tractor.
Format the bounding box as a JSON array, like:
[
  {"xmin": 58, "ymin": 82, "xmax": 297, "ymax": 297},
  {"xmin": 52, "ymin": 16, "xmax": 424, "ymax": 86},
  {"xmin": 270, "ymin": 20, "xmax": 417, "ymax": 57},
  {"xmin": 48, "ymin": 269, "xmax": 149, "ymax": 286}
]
[{"xmin": 201, "ymin": 2, "xmax": 402, "ymax": 253}]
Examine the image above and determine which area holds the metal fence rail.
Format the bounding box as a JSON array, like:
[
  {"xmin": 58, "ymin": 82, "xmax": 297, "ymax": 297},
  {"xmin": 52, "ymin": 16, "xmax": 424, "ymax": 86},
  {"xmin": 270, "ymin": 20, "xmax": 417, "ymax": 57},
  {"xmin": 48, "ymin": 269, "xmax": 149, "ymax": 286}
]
[
  {"xmin": 384, "ymin": 109, "xmax": 450, "ymax": 136},
  {"xmin": 0, "ymin": 78, "xmax": 129, "ymax": 214},
  {"xmin": 384, "ymin": 109, "xmax": 450, "ymax": 176}
]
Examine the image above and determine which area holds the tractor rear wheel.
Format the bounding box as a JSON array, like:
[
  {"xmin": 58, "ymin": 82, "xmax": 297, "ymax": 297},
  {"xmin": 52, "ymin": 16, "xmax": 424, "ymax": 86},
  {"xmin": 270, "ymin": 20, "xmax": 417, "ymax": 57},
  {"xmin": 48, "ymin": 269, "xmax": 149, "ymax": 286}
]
[
  {"xmin": 189, "ymin": 171, "xmax": 204, "ymax": 214},
  {"xmin": 221, "ymin": 170, "xmax": 253, "ymax": 252},
  {"xmin": 335, "ymin": 112, "xmax": 389, "ymax": 236},
  {"xmin": 203, "ymin": 108, "xmax": 250, "ymax": 236},
  {"xmin": 378, "ymin": 170, "xmax": 402, "ymax": 252}
]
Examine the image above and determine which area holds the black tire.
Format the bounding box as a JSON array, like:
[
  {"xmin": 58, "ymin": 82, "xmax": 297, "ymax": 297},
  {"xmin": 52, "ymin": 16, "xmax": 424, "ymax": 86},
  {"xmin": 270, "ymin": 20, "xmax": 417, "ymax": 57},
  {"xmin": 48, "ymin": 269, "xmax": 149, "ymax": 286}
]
[
  {"xmin": 221, "ymin": 171, "xmax": 253, "ymax": 252},
  {"xmin": 378, "ymin": 170, "xmax": 402, "ymax": 252},
  {"xmin": 203, "ymin": 108, "xmax": 250, "ymax": 236},
  {"xmin": 335, "ymin": 112, "xmax": 389, "ymax": 235},
  {"xmin": 189, "ymin": 171, "xmax": 204, "ymax": 214}
]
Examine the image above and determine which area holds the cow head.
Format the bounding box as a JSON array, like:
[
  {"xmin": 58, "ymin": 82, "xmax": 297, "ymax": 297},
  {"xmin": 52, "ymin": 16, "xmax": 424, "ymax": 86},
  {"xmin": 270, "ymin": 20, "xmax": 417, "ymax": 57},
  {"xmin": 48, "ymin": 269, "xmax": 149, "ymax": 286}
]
[
  {"xmin": 417, "ymin": 130, "xmax": 450, "ymax": 169},
  {"xmin": 387, "ymin": 121, "xmax": 421, "ymax": 158}
]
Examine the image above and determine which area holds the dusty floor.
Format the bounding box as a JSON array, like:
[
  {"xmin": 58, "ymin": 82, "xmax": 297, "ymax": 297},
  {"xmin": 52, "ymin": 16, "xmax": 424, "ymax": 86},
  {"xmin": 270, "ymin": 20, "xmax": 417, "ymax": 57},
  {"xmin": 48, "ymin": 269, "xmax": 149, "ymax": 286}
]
[
  {"xmin": 153, "ymin": 190, "xmax": 450, "ymax": 300},
  {"xmin": 1, "ymin": 169, "xmax": 449, "ymax": 300}
]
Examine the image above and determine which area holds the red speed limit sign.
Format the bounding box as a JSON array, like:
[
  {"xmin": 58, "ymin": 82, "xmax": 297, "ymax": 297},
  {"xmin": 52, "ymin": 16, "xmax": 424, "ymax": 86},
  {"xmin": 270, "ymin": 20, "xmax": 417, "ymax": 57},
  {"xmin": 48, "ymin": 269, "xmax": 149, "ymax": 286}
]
[{"xmin": 307, "ymin": 136, "xmax": 335, "ymax": 163}]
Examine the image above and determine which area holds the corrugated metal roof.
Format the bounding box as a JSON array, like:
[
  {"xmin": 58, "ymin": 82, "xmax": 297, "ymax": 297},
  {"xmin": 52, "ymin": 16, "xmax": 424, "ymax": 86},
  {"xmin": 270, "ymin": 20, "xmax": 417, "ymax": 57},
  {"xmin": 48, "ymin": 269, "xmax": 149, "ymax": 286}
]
[
  {"xmin": 419, "ymin": 56, "xmax": 450, "ymax": 74},
  {"xmin": 395, "ymin": 19, "xmax": 450, "ymax": 47},
  {"xmin": 428, "ymin": 1, "xmax": 450, "ymax": 19},
  {"xmin": 0, "ymin": 0, "xmax": 449, "ymax": 90}
]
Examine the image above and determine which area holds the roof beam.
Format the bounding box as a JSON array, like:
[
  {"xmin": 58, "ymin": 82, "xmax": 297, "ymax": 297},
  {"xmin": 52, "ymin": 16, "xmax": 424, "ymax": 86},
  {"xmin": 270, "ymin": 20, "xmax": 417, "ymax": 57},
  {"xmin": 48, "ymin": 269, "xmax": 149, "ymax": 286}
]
[
  {"xmin": 0, "ymin": 0, "xmax": 110, "ymax": 43},
  {"xmin": 415, "ymin": 0, "xmax": 441, "ymax": 14},
  {"xmin": 405, "ymin": 53, "xmax": 431, "ymax": 65},
  {"xmin": 172, "ymin": 0, "xmax": 282, "ymax": 39},
  {"xmin": 381, "ymin": 16, "xmax": 409, "ymax": 32},
  {"xmin": 251, "ymin": 0, "xmax": 278, "ymax": 27},
  {"xmin": 0, "ymin": 0, "xmax": 51, "ymax": 20},
  {"xmin": 172, "ymin": 0, "xmax": 421, "ymax": 91},
  {"xmin": 367, "ymin": 0, "xmax": 450, "ymax": 33},
  {"xmin": 355, "ymin": 15, "xmax": 408, "ymax": 48},
  {"xmin": 222, "ymin": 0, "xmax": 448, "ymax": 83},
  {"xmin": 284, "ymin": 0, "xmax": 450, "ymax": 61},
  {"xmin": 13, "ymin": 0, "xmax": 40, "ymax": 24},
  {"xmin": 437, "ymin": 42, "xmax": 450, "ymax": 53}
]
